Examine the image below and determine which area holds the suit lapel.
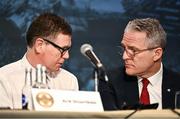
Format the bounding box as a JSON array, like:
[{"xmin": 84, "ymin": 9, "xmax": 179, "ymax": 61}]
[
  {"xmin": 124, "ymin": 75, "xmax": 139, "ymax": 106},
  {"xmin": 162, "ymin": 67, "xmax": 174, "ymax": 108}
]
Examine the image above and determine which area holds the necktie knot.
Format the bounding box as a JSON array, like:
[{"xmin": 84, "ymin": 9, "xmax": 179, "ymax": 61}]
[{"xmin": 142, "ymin": 78, "xmax": 149, "ymax": 87}]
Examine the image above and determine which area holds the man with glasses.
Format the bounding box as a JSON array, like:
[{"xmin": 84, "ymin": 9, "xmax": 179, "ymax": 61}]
[
  {"xmin": 0, "ymin": 13, "xmax": 79, "ymax": 109},
  {"xmin": 99, "ymin": 18, "xmax": 180, "ymax": 110}
]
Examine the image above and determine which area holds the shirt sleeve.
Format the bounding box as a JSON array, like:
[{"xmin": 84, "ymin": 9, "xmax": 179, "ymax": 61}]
[{"xmin": 0, "ymin": 76, "xmax": 13, "ymax": 109}]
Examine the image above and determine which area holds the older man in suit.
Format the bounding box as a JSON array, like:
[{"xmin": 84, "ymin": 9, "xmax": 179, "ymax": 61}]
[{"xmin": 99, "ymin": 18, "xmax": 180, "ymax": 110}]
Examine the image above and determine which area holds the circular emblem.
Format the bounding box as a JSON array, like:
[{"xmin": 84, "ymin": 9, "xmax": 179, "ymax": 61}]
[{"xmin": 36, "ymin": 92, "xmax": 54, "ymax": 108}]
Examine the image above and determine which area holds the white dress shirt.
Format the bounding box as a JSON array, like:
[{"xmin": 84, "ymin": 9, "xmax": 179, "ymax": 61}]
[
  {"xmin": 0, "ymin": 54, "xmax": 79, "ymax": 109},
  {"xmin": 138, "ymin": 63, "xmax": 163, "ymax": 109}
]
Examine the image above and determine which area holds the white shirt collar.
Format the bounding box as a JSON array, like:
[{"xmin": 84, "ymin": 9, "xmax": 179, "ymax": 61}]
[
  {"xmin": 21, "ymin": 53, "xmax": 60, "ymax": 78},
  {"xmin": 20, "ymin": 53, "xmax": 35, "ymax": 70},
  {"xmin": 138, "ymin": 63, "xmax": 163, "ymax": 86}
]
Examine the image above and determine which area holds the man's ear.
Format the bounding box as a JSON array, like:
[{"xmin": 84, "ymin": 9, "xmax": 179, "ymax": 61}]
[
  {"xmin": 34, "ymin": 38, "xmax": 44, "ymax": 53},
  {"xmin": 153, "ymin": 47, "xmax": 163, "ymax": 61}
]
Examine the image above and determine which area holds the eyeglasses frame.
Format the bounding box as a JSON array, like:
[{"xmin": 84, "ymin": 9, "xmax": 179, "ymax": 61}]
[{"xmin": 42, "ymin": 38, "xmax": 71, "ymax": 57}]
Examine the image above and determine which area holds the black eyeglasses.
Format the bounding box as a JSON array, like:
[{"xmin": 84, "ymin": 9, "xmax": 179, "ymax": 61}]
[
  {"xmin": 42, "ymin": 38, "xmax": 71, "ymax": 56},
  {"xmin": 119, "ymin": 45, "xmax": 160, "ymax": 58}
]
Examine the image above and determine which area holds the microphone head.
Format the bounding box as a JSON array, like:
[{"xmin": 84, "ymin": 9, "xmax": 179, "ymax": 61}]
[{"xmin": 80, "ymin": 43, "xmax": 93, "ymax": 55}]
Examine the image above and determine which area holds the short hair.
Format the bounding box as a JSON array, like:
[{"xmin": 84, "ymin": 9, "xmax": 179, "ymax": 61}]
[
  {"xmin": 124, "ymin": 18, "xmax": 166, "ymax": 50},
  {"xmin": 26, "ymin": 13, "xmax": 72, "ymax": 47}
]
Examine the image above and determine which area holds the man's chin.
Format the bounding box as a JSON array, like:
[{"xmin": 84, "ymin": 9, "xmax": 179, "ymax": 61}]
[
  {"xmin": 48, "ymin": 67, "xmax": 60, "ymax": 73},
  {"xmin": 55, "ymin": 67, "xmax": 60, "ymax": 72},
  {"xmin": 125, "ymin": 69, "xmax": 136, "ymax": 76}
]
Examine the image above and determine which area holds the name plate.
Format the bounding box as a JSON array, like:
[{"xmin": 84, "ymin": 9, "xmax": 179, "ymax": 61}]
[{"xmin": 31, "ymin": 88, "xmax": 104, "ymax": 112}]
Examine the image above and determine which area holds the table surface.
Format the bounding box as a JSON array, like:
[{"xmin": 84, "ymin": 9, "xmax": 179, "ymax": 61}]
[{"xmin": 0, "ymin": 109, "xmax": 179, "ymax": 119}]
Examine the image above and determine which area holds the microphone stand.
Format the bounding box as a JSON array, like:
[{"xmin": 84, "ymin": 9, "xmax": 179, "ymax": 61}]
[
  {"xmin": 93, "ymin": 66, "xmax": 108, "ymax": 92},
  {"xmin": 94, "ymin": 71, "xmax": 98, "ymax": 92}
]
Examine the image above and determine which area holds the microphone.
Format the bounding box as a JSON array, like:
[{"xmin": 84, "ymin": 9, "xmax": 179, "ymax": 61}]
[
  {"xmin": 80, "ymin": 44, "xmax": 103, "ymax": 68},
  {"xmin": 80, "ymin": 43, "xmax": 109, "ymax": 82}
]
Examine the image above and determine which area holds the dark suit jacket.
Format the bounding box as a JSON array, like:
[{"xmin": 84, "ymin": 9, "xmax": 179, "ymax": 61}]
[{"xmin": 98, "ymin": 66, "xmax": 180, "ymax": 110}]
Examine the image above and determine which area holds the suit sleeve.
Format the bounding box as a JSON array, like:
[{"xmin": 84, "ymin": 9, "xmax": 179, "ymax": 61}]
[{"xmin": 98, "ymin": 79, "xmax": 118, "ymax": 110}]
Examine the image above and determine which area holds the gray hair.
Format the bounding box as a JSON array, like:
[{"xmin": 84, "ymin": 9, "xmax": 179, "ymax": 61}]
[{"xmin": 124, "ymin": 18, "xmax": 166, "ymax": 50}]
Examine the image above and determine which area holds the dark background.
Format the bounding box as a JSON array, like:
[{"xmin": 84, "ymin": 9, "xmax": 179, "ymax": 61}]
[{"xmin": 0, "ymin": 0, "xmax": 180, "ymax": 90}]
